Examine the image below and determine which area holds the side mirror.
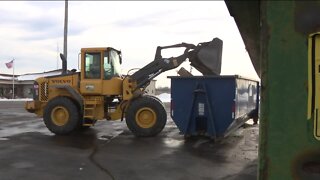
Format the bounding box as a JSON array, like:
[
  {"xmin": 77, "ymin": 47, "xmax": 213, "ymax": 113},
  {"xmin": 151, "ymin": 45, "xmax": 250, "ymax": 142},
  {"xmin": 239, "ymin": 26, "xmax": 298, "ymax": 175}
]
[{"xmin": 119, "ymin": 52, "xmax": 122, "ymax": 64}]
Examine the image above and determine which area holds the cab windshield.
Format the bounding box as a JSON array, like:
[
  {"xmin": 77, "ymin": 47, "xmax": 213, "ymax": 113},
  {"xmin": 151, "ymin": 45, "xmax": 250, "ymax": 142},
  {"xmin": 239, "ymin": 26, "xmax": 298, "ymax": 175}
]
[{"xmin": 104, "ymin": 49, "xmax": 122, "ymax": 79}]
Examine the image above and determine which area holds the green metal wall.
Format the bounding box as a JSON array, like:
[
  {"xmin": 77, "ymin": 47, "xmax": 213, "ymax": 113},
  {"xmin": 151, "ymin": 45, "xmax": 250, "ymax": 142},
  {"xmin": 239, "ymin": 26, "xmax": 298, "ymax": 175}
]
[
  {"xmin": 226, "ymin": 1, "xmax": 320, "ymax": 179},
  {"xmin": 260, "ymin": 1, "xmax": 320, "ymax": 179}
]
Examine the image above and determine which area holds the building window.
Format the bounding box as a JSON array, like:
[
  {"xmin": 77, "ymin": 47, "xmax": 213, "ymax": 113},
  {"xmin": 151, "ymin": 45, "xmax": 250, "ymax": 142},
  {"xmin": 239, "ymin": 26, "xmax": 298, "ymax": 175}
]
[{"xmin": 28, "ymin": 88, "xmax": 33, "ymax": 95}]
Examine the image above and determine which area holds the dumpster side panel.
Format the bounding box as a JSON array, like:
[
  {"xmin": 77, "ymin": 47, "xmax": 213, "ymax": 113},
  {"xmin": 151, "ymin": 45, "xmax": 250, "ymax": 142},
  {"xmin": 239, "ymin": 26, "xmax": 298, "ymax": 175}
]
[
  {"xmin": 235, "ymin": 78, "xmax": 259, "ymax": 119},
  {"xmin": 170, "ymin": 76, "xmax": 236, "ymax": 137},
  {"xmin": 170, "ymin": 78, "xmax": 198, "ymax": 134}
]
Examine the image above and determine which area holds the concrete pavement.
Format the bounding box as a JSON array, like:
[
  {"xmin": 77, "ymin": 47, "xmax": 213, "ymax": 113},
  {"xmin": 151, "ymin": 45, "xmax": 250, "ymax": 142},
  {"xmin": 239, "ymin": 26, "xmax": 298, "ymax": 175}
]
[{"xmin": 0, "ymin": 101, "xmax": 258, "ymax": 180}]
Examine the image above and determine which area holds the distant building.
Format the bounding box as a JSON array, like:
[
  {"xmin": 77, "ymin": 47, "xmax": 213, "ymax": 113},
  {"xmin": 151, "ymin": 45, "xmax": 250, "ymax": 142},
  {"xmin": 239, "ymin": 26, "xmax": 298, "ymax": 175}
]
[
  {"xmin": 0, "ymin": 69, "xmax": 62, "ymax": 98},
  {"xmin": 0, "ymin": 69, "xmax": 156, "ymax": 98}
]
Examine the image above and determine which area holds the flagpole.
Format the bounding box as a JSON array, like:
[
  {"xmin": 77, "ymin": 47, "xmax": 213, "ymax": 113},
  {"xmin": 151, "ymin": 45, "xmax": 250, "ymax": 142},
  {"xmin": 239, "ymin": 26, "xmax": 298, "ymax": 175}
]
[{"xmin": 12, "ymin": 59, "xmax": 15, "ymax": 99}]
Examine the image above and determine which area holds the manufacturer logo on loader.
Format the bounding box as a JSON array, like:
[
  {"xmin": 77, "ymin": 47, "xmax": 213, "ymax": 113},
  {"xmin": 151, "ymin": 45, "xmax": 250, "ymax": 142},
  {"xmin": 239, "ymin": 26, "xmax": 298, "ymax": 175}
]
[{"xmin": 51, "ymin": 80, "xmax": 71, "ymax": 84}]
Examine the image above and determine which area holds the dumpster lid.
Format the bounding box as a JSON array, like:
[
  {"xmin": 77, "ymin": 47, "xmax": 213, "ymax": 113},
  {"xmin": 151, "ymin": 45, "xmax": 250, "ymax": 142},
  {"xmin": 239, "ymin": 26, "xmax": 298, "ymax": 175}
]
[{"xmin": 168, "ymin": 75, "xmax": 260, "ymax": 82}]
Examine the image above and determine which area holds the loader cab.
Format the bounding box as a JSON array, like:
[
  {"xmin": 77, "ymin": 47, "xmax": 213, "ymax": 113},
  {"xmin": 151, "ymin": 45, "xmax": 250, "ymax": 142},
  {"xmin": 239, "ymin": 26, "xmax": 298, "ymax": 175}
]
[{"xmin": 80, "ymin": 47, "xmax": 123, "ymax": 95}]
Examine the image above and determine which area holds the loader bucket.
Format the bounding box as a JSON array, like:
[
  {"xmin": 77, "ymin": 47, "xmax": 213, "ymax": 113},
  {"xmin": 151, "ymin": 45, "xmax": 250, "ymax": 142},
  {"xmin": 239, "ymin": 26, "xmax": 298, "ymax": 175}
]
[{"xmin": 189, "ymin": 38, "xmax": 223, "ymax": 75}]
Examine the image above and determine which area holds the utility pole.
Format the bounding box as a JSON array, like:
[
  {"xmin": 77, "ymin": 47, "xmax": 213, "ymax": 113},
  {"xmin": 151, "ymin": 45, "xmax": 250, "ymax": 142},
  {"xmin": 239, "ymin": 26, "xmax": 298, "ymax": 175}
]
[
  {"xmin": 63, "ymin": 0, "xmax": 68, "ymax": 73},
  {"xmin": 12, "ymin": 59, "xmax": 15, "ymax": 99}
]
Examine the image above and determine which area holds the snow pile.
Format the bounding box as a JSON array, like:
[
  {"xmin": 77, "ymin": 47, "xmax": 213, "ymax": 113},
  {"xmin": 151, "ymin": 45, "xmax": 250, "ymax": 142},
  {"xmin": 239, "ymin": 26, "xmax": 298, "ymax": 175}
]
[{"xmin": 157, "ymin": 93, "xmax": 171, "ymax": 103}]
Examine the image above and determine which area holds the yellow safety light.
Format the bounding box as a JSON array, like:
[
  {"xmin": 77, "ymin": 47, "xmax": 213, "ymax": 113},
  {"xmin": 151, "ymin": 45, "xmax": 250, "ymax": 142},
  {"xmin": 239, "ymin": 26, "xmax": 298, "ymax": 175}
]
[{"xmin": 308, "ymin": 32, "xmax": 320, "ymax": 140}]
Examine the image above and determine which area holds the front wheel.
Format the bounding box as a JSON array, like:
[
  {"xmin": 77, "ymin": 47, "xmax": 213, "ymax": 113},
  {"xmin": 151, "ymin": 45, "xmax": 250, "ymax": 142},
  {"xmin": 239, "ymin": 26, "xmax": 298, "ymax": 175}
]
[
  {"xmin": 125, "ymin": 96, "xmax": 167, "ymax": 137},
  {"xmin": 43, "ymin": 97, "xmax": 80, "ymax": 135}
]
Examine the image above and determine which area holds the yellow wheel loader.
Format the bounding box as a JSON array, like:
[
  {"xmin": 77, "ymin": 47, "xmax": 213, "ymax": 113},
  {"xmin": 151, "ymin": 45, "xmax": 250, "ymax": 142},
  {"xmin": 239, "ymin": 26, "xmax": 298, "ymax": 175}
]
[{"xmin": 25, "ymin": 38, "xmax": 223, "ymax": 136}]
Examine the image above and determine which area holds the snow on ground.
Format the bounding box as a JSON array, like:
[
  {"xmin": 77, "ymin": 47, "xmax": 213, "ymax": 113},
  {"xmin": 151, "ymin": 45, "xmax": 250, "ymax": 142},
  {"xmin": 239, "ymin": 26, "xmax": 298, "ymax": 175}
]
[{"xmin": 157, "ymin": 93, "xmax": 170, "ymax": 103}]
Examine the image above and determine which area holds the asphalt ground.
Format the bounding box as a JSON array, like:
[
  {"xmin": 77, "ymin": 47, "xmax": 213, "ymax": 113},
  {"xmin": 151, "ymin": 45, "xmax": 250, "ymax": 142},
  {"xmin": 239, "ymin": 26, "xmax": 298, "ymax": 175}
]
[{"xmin": 0, "ymin": 101, "xmax": 259, "ymax": 180}]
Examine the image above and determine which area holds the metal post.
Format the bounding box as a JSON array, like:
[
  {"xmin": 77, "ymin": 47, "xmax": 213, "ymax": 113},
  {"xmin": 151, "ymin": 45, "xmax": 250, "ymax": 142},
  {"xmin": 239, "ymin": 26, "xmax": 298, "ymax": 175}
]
[
  {"xmin": 12, "ymin": 59, "xmax": 14, "ymax": 99},
  {"xmin": 63, "ymin": 0, "xmax": 68, "ymax": 67}
]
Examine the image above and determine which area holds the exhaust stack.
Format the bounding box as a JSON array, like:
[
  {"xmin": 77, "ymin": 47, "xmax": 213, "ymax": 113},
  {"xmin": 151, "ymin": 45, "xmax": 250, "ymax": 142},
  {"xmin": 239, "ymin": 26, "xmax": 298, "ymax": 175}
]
[{"xmin": 59, "ymin": 53, "xmax": 67, "ymax": 74}]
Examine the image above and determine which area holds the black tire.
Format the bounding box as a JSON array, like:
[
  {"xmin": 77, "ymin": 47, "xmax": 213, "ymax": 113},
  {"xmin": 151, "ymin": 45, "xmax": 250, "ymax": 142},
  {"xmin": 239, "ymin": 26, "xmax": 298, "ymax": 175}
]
[
  {"xmin": 77, "ymin": 118, "xmax": 97, "ymax": 131},
  {"xmin": 43, "ymin": 97, "xmax": 80, "ymax": 135},
  {"xmin": 125, "ymin": 96, "xmax": 167, "ymax": 137},
  {"xmin": 77, "ymin": 125, "xmax": 91, "ymax": 132},
  {"xmin": 143, "ymin": 94, "xmax": 163, "ymax": 105}
]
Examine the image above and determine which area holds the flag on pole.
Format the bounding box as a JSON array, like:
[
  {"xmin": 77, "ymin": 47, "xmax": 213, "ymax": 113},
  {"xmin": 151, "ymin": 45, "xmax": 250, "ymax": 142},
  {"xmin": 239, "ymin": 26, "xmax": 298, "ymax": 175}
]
[{"xmin": 5, "ymin": 60, "xmax": 13, "ymax": 69}]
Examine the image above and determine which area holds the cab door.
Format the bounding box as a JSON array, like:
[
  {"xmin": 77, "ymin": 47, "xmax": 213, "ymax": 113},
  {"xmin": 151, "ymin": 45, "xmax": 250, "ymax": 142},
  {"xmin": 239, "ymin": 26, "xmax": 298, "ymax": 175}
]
[
  {"xmin": 102, "ymin": 49, "xmax": 123, "ymax": 95},
  {"xmin": 80, "ymin": 51, "xmax": 103, "ymax": 95}
]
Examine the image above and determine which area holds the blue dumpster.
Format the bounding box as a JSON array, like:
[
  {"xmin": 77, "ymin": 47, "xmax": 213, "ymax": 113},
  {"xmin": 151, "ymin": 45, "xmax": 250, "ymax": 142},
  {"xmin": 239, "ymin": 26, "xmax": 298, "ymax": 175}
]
[{"xmin": 169, "ymin": 75, "xmax": 259, "ymax": 138}]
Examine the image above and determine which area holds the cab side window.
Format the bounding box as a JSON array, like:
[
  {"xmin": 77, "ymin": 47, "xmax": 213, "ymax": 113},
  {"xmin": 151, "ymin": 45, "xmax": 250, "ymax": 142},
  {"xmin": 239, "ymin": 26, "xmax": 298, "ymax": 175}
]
[
  {"xmin": 104, "ymin": 51, "xmax": 113, "ymax": 80},
  {"xmin": 85, "ymin": 53, "xmax": 101, "ymax": 79}
]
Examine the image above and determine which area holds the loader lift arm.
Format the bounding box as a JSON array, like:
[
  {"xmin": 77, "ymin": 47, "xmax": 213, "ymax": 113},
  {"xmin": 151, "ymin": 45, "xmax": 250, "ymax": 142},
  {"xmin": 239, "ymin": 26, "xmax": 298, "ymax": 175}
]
[{"xmin": 130, "ymin": 38, "xmax": 223, "ymax": 90}]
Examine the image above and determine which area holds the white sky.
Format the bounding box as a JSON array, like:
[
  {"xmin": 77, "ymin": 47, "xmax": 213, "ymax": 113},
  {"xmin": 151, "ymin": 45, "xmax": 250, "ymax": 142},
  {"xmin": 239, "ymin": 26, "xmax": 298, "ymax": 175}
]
[{"xmin": 0, "ymin": 1, "xmax": 259, "ymax": 87}]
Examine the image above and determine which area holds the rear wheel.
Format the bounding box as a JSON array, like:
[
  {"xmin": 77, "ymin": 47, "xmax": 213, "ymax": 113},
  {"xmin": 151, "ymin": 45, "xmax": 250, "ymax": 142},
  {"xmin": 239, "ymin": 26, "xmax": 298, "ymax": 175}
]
[
  {"xmin": 125, "ymin": 96, "xmax": 167, "ymax": 137},
  {"xmin": 43, "ymin": 97, "xmax": 80, "ymax": 135}
]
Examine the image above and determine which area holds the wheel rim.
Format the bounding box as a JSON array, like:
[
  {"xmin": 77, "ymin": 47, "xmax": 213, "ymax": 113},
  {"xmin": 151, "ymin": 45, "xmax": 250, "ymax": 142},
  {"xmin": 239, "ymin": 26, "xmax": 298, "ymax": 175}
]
[
  {"xmin": 51, "ymin": 106, "xmax": 69, "ymax": 126},
  {"xmin": 135, "ymin": 107, "xmax": 157, "ymax": 128}
]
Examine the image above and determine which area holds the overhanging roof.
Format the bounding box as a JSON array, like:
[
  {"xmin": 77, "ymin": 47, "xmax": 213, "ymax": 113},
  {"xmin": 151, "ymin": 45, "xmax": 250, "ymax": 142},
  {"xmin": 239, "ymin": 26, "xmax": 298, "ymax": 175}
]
[{"xmin": 225, "ymin": 1, "xmax": 261, "ymax": 77}]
